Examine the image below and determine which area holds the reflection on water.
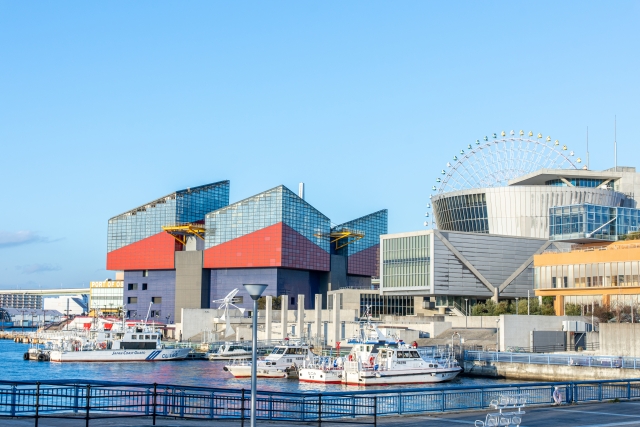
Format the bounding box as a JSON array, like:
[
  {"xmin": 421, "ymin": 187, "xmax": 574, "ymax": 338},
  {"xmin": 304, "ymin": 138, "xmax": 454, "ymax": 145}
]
[{"xmin": 1, "ymin": 340, "xmax": 524, "ymax": 392}]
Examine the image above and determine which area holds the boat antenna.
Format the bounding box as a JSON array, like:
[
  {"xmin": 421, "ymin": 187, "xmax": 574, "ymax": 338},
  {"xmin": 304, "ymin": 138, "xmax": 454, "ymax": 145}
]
[{"xmin": 145, "ymin": 301, "xmax": 153, "ymax": 325}]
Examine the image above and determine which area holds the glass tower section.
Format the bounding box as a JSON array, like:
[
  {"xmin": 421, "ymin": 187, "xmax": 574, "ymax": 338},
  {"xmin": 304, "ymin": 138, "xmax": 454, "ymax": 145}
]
[
  {"xmin": 549, "ymin": 204, "xmax": 640, "ymax": 241},
  {"xmin": 332, "ymin": 210, "xmax": 388, "ymax": 277},
  {"xmin": 205, "ymin": 185, "xmax": 330, "ymax": 252},
  {"xmin": 107, "ymin": 181, "xmax": 230, "ymax": 252}
]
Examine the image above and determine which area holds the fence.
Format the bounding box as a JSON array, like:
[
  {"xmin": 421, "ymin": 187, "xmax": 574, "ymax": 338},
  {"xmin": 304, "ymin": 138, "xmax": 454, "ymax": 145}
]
[
  {"xmin": 4, "ymin": 378, "xmax": 640, "ymax": 426},
  {"xmin": 466, "ymin": 350, "xmax": 640, "ymax": 369}
]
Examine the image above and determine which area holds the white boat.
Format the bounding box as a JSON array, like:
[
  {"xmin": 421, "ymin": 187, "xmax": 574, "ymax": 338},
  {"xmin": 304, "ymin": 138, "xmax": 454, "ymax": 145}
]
[
  {"xmin": 342, "ymin": 345, "xmax": 462, "ymax": 386},
  {"xmin": 299, "ymin": 343, "xmax": 378, "ymax": 385},
  {"xmin": 48, "ymin": 326, "xmax": 190, "ymax": 363},
  {"xmin": 223, "ymin": 340, "xmax": 314, "ymax": 378},
  {"xmin": 208, "ymin": 343, "xmax": 252, "ymax": 360},
  {"xmin": 347, "ymin": 306, "xmax": 399, "ymax": 345}
]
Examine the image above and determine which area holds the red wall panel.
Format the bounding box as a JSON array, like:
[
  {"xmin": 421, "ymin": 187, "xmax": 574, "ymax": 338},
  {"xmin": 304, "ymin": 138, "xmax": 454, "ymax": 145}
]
[
  {"xmin": 347, "ymin": 244, "xmax": 380, "ymax": 277},
  {"xmin": 281, "ymin": 224, "xmax": 330, "ymax": 271},
  {"xmin": 204, "ymin": 222, "xmax": 330, "ymax": 271},
  {"xmin": 107, "ymin": 232, "xmax": 176, "ymax": 270}
]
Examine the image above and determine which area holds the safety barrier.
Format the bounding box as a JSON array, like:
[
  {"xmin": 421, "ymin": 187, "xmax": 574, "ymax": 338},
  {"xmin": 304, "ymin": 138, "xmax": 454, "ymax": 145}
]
[
  {"xmin": 2, "ymin": 378, "xmax": 640, "ymax": 426},
  {"xmin": 466, "ymin": 350, "xmax": 640, "ymax": 369}
]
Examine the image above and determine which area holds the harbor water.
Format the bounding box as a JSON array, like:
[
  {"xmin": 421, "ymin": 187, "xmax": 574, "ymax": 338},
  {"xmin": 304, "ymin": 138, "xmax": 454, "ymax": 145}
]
[{"xmin": 1, "ymin": 340, "xmax": 526, "ymax": 392}]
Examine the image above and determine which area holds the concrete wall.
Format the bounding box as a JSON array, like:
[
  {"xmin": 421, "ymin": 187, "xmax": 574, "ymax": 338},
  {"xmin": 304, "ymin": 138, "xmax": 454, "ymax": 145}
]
[
  {"xmin": 499, "ymin": 315, "xmax": 587, "ymax": 351},
  {"xmin": 464, "ymin": 360, "xmax": 638, "ymax": 381},
  {"xmin": 600, "ymin": 324, "xmax": 640, "ymax": 357},
  {"xmin": 175, "ymin": 251, "xmax": 207, "ymax": 322}
]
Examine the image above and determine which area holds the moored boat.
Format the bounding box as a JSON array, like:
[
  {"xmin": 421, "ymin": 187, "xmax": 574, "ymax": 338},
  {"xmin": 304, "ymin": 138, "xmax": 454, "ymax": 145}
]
[
  {"xmin": 342, "ymin": 345, "xmax": 462, "ymax": 386},
  {"xmin": 224, "ymin": 340, "xmax": 313, "ymax": 378}
]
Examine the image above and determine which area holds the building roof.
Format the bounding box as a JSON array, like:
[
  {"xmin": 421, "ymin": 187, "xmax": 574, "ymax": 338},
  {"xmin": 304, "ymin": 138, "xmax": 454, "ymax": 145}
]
[
  {"xmin": 508, "ymin": 169, "xmax": 624, "ymax": 186},
  {"xmin": 109, "ymin": 180, "xmax": 230, "ymax": 221}
]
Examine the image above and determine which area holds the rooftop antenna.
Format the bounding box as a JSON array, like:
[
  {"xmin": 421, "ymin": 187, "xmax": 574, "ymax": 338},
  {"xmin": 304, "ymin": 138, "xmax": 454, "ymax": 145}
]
[
  {"xmin": 614, "ymin": 115, "xmax": 617, "ymax": 172},
  {"xmin": 298, "ymin": 182, "xmax": 305, "ymax": 200},
  {"xmin": 586, "ymin": 126, "xmax": 590, "ymax": 170}
]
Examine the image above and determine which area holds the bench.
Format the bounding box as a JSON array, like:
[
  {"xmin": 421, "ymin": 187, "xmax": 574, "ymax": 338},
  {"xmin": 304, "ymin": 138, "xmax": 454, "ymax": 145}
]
[
  {"xmin": 489, "ymin": 394, "xmax": 527, "ymax": 414},
  {"xmin": 474, "ymin": 412, "xmax": 522, "ymax": 427}
]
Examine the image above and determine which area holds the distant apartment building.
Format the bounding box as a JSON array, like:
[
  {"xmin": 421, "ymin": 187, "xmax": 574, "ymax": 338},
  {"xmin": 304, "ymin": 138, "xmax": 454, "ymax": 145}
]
[{"xmin": 0, "ymin": 293, "xmax": 42, "ymax": 309}]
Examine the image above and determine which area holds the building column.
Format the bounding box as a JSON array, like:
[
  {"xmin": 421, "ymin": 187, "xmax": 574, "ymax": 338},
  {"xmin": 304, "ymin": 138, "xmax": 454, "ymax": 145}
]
[
  {"xmin": 297, "ymin": 294, "xmax": 304, "ymax": 339},
  {"xmin": 555, "ymin": 295, "xmax": 565, "ymax": 316},
  {"xmin": 492, "ymin": 288, "xmax": 499, "ymax": 303},
  {"xmin": 281, "ymin": 296, "xmax": 288, "ymax": 339},
  {"xmin": 332, "ymin": 293, "xmax": 340, "ymax": 347},
  {"xmin": 314, "ymin": 294, "xmax": 322, "ymax": 344},
  {"xmin": 265, "ymin": 295, "xmax": 272, "ymax": 344}
]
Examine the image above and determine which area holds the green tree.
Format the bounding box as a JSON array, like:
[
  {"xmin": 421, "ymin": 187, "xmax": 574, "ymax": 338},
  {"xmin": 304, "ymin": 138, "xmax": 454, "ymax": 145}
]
[{"xmin": 564, "ymin": 303, "xmax": 582, "ymax": 316}]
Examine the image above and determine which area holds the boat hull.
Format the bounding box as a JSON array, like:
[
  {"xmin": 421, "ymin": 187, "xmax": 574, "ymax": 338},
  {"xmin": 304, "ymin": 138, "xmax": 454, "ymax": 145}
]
[
  {"xmin": 48, "ymin": 348, "xmax": 191, "ymax": 362},
  {"xmin": 343, "ymin": 368, "xmax": 461, "ymax": 386},
  {"xmin": 225, "ymin": 364, "xmax": 294, "ymax": 378},
  {"xmin": 299, "ymin": 368, "xmax": 342, "ymax": 384}
]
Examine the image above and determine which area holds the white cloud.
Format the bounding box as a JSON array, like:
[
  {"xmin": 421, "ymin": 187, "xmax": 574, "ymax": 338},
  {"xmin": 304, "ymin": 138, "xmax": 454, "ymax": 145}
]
[
  {"xmin": 16, "ymin": 264, "xmax": 62, "ymax": 274},
  {"xmin": 0, "ymin": 231, "xmax": 57, "ymax": 248}
]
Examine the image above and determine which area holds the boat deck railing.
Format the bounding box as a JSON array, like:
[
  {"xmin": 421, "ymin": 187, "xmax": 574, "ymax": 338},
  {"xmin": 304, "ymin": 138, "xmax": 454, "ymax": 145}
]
[
  {"xmin": 2, "ymin": 378, "xmax": 640, "ymax": 425},
  {"xmin": 465, "ymin": 350, "xmax": 640, "ymax": 369}
]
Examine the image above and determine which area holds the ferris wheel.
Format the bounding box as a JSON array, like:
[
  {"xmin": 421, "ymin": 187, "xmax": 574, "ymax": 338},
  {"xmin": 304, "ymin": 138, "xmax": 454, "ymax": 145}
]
[
  {"xmin": 425, "ymin": 129, "xmax": 583, "ymax": 226},
  {"xmin": 433, "ymin": 130, "xmax": 582, "ymax": 194}
]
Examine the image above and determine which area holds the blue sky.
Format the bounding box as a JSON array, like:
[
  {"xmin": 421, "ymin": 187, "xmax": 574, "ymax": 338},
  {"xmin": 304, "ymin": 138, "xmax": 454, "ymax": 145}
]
[{"xmin": 1, "ymin": 1, "xmax": 638, "ymax": 290}]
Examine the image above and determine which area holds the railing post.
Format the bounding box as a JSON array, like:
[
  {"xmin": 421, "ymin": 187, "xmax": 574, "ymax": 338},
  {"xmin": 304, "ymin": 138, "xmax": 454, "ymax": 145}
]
[
  {"xmin": 598, "ymin": 383, "xmax": 602, "ymax": 401},
  {"xmin": 74, "ymin": 385, "xmax": 79, "ymax": 414},
  {"xmin": 152, "ymin": 383, "xmax": 157, "ymax": 426},
  {"xmin": 628, "ymin": 381, "xmax": 632, "ymax": 400},
  {"xmin": 241, "ymin": 389, "xmax": 245, "ymax": 427},
  {"xmin": 373, "ymin": 396, "xmax": 377, "ymax": 427},
  {"xmin": 35, "ymin": 382, "xmax": 40, "ymax": 427},
  {"xmin": 85, "ymin": 384, "xmax": 91, "ymax": 427},
  {"xmin": 441, "ymin": 390, "xmax": 445, "ymax": 412},
  {"xmin": 318, "ymin": 393, "xmax": 322, "ymax": 427},
  {"xmin": 10, "ymin": 385, "xmax": 16, "ymax": 417},
  {"xmin": 398, "ymin": 393, "xmax": 403, "ymax": 415},
  {"xmin": 352, "ymin": 395, "xmax": 356, "ymax": 418}
]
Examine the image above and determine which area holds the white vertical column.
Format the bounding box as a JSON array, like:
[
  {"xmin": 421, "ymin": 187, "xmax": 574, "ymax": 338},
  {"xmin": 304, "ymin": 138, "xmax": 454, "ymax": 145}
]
[
  {"xmin": 297, "ymin": 294, "xmax": 304, "ymax": 339},
  {"xmin": 265, "ymin": 295, "xmax": 272, "ymax": 344},
  {"xmin": 281, "ymin": 296, "xmax": 288, "ymax": 339},
  {"xmin": 314, "ymin": 294, "xmax": 322, "ymax": 343},
  {"xmin": 332, "ymin": 293, "xmax": 340, "ymax": 347}
]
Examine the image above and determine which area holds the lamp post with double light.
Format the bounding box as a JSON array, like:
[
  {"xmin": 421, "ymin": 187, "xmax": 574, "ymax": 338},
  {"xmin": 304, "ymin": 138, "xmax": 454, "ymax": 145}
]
[{"xmin": 243, "ymin": 284, "xmax": 268, "ymax": 427}]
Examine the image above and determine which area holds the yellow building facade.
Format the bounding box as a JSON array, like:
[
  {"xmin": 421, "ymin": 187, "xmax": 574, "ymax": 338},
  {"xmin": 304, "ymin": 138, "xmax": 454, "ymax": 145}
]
[
  {"xmin": 534, "ymin": 240, "xmax": 640, "ymax": 315},
  {"xmin": 89, "ymin": 280, "xmax": 123, "ymax": 316}
]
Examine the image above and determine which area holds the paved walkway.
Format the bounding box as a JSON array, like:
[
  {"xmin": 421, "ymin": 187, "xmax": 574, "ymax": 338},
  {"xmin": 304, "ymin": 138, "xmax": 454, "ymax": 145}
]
[{"xmin": 4, "ymin": 400, "xmax": 640, "ymax": 426}]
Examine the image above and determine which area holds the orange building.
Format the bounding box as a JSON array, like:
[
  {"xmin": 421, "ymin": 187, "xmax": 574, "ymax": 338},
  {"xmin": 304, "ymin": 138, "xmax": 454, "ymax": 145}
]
[{"xmin": 534, "ymin": 240, "xmax": 640, "ymax": 315}]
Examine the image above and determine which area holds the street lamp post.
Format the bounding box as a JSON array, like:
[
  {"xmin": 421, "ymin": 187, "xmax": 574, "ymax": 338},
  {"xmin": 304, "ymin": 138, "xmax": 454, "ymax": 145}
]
[
  {"xmin": 243, "ymin": 284, "xmax": 268, "ymax": 427},
  {"xmin": 527, "ymin": 290, "xmax": 530, "ymax": 315},
  {"xmin": 515, "ymin": 298, "xmax": 519, "ymax": 315},
  {"xmin": 496, "ymin": 318, "xmax": 500, "ymax": 352}
]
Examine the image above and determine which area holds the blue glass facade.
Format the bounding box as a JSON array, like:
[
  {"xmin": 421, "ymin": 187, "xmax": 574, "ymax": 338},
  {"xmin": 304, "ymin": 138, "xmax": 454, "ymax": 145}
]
[
  {"xmin": 331, "ymin": 210, "xmax": 388, "ymax": 257},
  {"xmin": 108, "ymin": 181, "xmax": 230, "ymax": 252},
  {"xmin": 204, "ymin": 185, "xmax": 330, "ymax": 251},
  {"xmin": 549, "ymin": 204, "xmax": 640, "ymax": 241}
]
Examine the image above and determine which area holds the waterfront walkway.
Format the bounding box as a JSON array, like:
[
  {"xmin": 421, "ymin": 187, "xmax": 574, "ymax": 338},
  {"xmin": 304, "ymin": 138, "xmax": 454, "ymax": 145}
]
[{"xmin": 4, "ymin": 400, "xmax": 640, "ymax": 427}]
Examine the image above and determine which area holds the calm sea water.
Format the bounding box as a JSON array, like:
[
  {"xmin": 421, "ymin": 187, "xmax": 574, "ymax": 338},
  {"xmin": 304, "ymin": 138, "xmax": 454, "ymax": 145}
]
[{"xmin": 0, "ymin": 340, "xmax": 523, "ymax": 392}]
